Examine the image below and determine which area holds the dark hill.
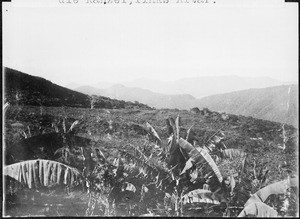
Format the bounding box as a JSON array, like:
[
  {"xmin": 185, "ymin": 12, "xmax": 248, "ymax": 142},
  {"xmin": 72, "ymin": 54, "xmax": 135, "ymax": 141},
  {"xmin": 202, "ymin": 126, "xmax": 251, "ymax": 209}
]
[
  {"xmin": 3, "ymin": 67, "xmax": 152, "ymax": 110},
  {"xmin": 4, "ymin": 67, "xmax": 91, "ymax": 107}
]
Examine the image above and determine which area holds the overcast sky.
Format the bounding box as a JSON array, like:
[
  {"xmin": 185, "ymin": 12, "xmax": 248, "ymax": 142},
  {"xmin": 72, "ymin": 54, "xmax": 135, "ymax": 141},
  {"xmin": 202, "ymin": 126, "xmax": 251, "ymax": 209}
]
[{"xmin": 3, "ymin": 1, "xmax": 298, "ymax": 87}]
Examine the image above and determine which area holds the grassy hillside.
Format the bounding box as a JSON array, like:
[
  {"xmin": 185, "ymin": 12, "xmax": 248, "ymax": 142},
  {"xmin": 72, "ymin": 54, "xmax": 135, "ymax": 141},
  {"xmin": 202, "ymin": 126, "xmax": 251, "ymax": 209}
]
[
  {"xmin": 4, "ymin": 104, "xmax": 298, "ymax": 216},
  {"xmin": 196, "ymin": 85, "xmax": 298, "ymax": 127},
  {"xmin": 4, "ymin": 67, "xmax": 152, "ymax": 110}
]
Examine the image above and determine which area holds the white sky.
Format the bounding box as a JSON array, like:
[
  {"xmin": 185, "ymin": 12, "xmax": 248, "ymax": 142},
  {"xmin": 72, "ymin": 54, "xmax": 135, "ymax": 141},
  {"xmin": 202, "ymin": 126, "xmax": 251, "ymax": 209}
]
[{"xmin": 3, "ymin": 1, "xmax": 298, "ymax": 87}]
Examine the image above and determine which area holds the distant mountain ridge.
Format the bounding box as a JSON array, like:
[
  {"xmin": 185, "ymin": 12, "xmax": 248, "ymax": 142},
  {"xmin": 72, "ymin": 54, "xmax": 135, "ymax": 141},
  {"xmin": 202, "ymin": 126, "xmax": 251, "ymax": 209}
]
[
  {"xmin": 76, "ymin": 84, "xmax": 196, "ymax": 109},
  {"xmin": 127, "ymin": 76, "xmax": 287, "ymax": 98},
  {"xmin": 4, "ymin": 67, "xmax": 297, "ymax": 126},
  {"xmin": 195, "ymin": 85, "xmax": 298, "ymax": 127},
  {"xmin": 67, "ymin": 75, "xmax": 294, "ymax": 99},
  {"xmin": 75, "ymin": 83, "xmax": 298, "ymax": 126}
]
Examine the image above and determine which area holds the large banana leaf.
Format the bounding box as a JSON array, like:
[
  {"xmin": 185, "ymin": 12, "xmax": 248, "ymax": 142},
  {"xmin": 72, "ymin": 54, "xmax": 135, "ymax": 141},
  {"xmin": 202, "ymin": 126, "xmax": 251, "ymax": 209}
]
[
  {"xmin": 238, "ymin": 202, "xmax": 278, "ymax": 217},
  {"xmin": 245, "ymin": 177, "xmax": 298, "ymax": 207},
  {"xmin": 181, "ymin": 189, "xmax": 220, "ymax": 205},
  {"xmin": 178, "ymin": 138, "xmax": 223, "ymax": 183},
  {"xmin": 166, "ymin": 135, "xmax": 186, "ymax": 176},
  {"xmin": 166, "ymin": 117, "xmax": 177, "ymax": 138},
  {"xmin": 4, "ymin": 159, "xmax": 82, "ymax": 189},
  {"xmin": 175, "ymin": 116, "xmax": 181, "ymax": 142},
  {"xmin": 146, "ymin": 122, "xmax": 161, "ymax": 144},
  {"xmin": 180, "ymin": 158, "xmax": 193, "ymax": 175},
  {"xmin": 186, "ymin": 125, "xmax": 195, "ymax": 145},
  {"xmin": 165, "ymin": 118, "xmax": 173, "ymax": 136},
  {"xmin": 122, "ymin": 182, "xmax": 137, "ymax": 193}
]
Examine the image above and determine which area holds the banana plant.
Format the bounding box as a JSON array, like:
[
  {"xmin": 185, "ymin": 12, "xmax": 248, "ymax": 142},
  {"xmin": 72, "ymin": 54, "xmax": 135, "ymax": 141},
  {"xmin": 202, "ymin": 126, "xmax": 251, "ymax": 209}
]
[
  {"xmin": 3, "ymin": 159, "xmax": 83, "ymax": 190},
  {"xmin": 244, "ymin": 177, "xmax": 298, "ymax": 207},
  {"xmin": 237, "ymin": 177, "xmax": 298, "ymax": 217},
  {"xmin": 5, "ymin": 119, "xmax": 93, "ymax": 169},
  {"xmin": 238, "ymin": 202, "xmax": 278, "ymax": 217}
]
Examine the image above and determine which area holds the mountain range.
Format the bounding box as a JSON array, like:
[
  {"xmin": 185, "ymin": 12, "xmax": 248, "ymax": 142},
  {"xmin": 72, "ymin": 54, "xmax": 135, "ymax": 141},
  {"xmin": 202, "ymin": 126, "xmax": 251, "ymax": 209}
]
[
  {"xmin": 4, "ymin": 67, "xmax": 298, "ymax": 126},
  {"xmin": 67, "ymin": 75, "xmax": 295, "ymax": 98},
  {"xmin": 75, "ymin": 84, "xmax": 196, "ymax": 109},
  {"xmin": 74, "ymin": 83, "xmax": 298, "ymax": 126},
  {"xmin": 196, "ymin": 85, "xmax": 298, "ymax": 127}
]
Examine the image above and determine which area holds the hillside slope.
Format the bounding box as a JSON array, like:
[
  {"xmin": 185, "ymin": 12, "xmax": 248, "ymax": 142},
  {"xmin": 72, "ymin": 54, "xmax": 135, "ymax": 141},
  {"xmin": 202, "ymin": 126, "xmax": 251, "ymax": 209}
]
[
  {"xmin": 76, "ymin": 83, "xmax": 298, "ymax": 126},
  {"xmin": 3, "ymin": 67, "xmax": 152, "ymax": 110},
  {"xmin": 196, "ymin": 85, "xmax": 298, "ymax": 127}
]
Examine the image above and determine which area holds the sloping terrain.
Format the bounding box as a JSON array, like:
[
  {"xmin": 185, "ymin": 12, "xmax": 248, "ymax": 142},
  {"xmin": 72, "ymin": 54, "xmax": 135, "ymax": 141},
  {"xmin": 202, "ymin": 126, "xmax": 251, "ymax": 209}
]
[
  {"xmin": 76, "ymin": 82, "xmax": 298, "ymax": 126},
  {"xmin": 196, "ymin": 85, "xmax": 298, "ymax": 127},
  {"xmin": 4, "ymin": 105, "xmax": 298, "ymax": 216},
  {"xmin": 4, "ymin": 67, "xmax": 152, "ymax": 110}
]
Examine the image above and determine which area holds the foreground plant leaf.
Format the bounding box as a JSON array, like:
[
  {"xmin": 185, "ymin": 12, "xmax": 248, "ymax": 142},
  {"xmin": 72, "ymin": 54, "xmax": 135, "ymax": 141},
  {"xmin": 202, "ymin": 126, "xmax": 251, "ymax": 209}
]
[
  {"xmin": 185, "ymin": 125, "xmax": 194, "ymax": 145},
  {"xmin": 146, "ymin": 122, "xmax": 161, "ymax": 145},
  {"xmin": 4, "ymin": 159, "xmax": 82, "ymax": 189},
  {"xmin": 175, "ymin": 116, "xmax": 181, "ymax": 142},
  {"xmin": 238, "ymin": 202, "xmax": 278, "ymax": 217},
  {"xmin": 122, "ymin": 182, "xmax": 137, "ymax": 193},
  {"xmin": 167, "ymin": 132, "xmax": 186, "ymax": 175},
  {"xmin": 180, "ymin": 158, "xmax": 193, "ymax": 175},
  {"xmin": 244, "ymin": 177, "xmax": 298, "ymax": 207},
  {"xmin": 181, "ymin": 189, "xmax": 220, "ymax": 205},
  {"xmin": 178, "ymin": 138, "xmax": 223, "ymax": 183},
  {"xmin": 166, "ymin": 117, "xmax": 177, "ymax": 138}
]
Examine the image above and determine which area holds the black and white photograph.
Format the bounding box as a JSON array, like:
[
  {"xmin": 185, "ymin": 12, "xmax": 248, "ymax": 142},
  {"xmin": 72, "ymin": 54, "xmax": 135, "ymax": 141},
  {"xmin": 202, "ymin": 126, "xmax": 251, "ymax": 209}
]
[{"xmin": 2, "ymin": 0, "xmax": 299, "ymax": 217}]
